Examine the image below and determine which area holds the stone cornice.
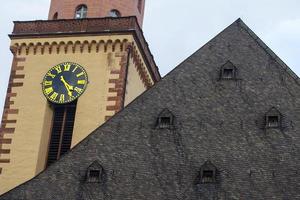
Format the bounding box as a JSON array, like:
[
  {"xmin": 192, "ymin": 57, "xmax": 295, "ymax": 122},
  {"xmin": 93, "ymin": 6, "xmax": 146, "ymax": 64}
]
[{"xmin": 10, "ymin": 16, "xmax": 161, "ymax": 82}]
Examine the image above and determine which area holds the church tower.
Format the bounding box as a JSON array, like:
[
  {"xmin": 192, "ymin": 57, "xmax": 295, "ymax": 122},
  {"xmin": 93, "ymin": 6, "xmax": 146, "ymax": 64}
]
[{"xmin": 0, "ymin": 0, "xmax": 160, "ymax": 194}]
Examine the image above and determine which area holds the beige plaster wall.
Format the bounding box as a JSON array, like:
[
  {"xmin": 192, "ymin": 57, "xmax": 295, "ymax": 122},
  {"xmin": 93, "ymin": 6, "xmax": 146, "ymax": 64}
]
[{"xmin": 124, "ymin": 56, "xmax": 147, "ymax": 106}]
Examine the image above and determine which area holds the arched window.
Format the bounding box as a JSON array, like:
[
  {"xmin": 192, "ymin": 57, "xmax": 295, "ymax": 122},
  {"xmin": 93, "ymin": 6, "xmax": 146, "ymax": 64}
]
[
  {"xmin": 108, "ymin": 9, "xmax": 121, "ymax": 18},
  {"xmin": 75, "ymin": 5, "xmax": 88, "ymax": 19},
  {"xmin": 53, "ymin": 12, "xmax": 58, "ymax": 20}
]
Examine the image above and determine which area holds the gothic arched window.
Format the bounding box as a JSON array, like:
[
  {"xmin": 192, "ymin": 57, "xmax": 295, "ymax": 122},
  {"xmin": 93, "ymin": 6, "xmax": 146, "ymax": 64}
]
[
  {"xmin": 75, "ymin": 5, "xmax": 88, "ymax": 19},
  {"xmin": 109, "ymin": 9, "xmax": 121, "ymax": 18}
]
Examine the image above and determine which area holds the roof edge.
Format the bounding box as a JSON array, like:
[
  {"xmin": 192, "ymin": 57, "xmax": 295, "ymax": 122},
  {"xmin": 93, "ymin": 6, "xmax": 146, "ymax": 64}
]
[{"xmin": 236, "ymin": 18, "xmax": 300, "ymax": 85}]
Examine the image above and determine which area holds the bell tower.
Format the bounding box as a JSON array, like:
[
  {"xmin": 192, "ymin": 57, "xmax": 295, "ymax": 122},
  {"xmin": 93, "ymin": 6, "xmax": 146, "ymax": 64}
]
[
  {"xmin": 0, "ymin": 0, "xmax": 159, "ymax": 194},
  {"xmin": 48, "ymin": 0, "xmax": 145, "ymax": 27}
]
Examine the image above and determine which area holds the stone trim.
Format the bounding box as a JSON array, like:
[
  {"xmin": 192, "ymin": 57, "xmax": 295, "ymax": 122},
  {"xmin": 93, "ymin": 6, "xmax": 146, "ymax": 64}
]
[
  {"xmin": 0, "ymin": 51, "xmax": 25, "ymax": 175},
  {"xmin": 10, "ymin": 17, "xmax": 161, "ymax": 82}
]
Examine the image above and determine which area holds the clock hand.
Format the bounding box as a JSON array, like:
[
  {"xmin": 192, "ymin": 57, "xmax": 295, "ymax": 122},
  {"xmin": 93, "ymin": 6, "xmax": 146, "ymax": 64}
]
[
  {"xmin": 60, "ymin": 76, "xmax": 74, "ymax": 90},
  {"xmin": 60, "ymin": 76, "xmax": 73, "ymax": 96}
]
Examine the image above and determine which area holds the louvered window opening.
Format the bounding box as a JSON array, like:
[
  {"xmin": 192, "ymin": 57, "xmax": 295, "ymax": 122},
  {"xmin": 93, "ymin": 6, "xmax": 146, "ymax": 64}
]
[
  {"xmin": 47, "ymin": 101, "xmax": 77, "ymax": 166},
  {"xmin": 202, "ymin": 170, "xmax": 214, "ymax": 183}
]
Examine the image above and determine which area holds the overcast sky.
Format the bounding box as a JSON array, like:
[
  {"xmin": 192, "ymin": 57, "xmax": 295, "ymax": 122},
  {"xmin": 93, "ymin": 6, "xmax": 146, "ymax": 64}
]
[{"xmin": 0, "ymin": 0, "xmax": 299, "ymax": 120}]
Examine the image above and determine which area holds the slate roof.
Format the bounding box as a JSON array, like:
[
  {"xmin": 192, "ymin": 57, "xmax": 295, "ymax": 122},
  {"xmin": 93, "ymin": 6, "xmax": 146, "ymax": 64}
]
[{"xmin": 1, "ymin": 19, "xmax": 300, "ymax": 200}]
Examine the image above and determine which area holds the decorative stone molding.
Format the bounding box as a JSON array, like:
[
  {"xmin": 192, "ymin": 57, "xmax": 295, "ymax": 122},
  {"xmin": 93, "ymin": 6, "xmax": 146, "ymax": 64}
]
[
  {"xmin": 10, "ymin": 17, "xmax": 160, "ymax": 82},
  {"xmin": 13, "ymin": 39, "xmax": 129, "ymax": 56},
  {"xmin": 130, "ymin": 45, "xmax": 153, "ymax": 89}
]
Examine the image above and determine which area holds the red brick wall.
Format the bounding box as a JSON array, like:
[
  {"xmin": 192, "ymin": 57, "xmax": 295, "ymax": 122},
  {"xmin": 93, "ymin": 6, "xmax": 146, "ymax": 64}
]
[{"xmin": 48, "ymin": 0, "xmax": 145, "ymax": 27}]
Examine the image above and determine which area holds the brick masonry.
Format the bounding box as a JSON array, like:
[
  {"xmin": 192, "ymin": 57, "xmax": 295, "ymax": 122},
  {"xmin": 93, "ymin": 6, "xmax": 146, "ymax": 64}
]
[
  {"xmin": 0, "ymin": 50, "xmax": 26, "ymax": 174},
  {"xmin": 48, "ymin": 0, "xmax": 145, "ymax": 27},
  {"xmin": 2, "ymin": 19, "xmax": 300, "ymax": 199},
  {"xmin": 105, "ymin": 51, "xmax": 128, "ymax": 118}
]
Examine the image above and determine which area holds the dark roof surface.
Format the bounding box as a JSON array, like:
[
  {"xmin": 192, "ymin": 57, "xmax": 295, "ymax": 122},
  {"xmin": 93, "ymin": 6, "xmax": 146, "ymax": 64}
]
[{"xmin": 1, "ymin": 19, "xmax": 300, "ymax": 200}]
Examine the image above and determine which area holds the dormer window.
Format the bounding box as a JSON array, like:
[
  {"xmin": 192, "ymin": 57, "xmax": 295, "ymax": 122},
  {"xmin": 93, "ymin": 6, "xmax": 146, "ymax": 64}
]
[
  {"xmin": 197, "ymin": 161, "xmax": 217, "ymax": 184},
  {"xmin": 265, "ymin": 107, "xmax": 282, "ymax": 129},
  {"xmin": 75, "ymin": 5, "xmax": 88, "ymax": 19},
  {"xmin": 157, "ymin": 109, "xmax": 175, "ymax": 129},
  {"xmin": 202, "ymin": 170, "xmax": 214, "ymax": 183},
  {"xmin": 109, "ymin": 9, "xmax": 121, "ymax": 18},
  {"xmin": 159, "ymin": 117, "xmax": 171, "ymax": 128},
  {"xmin": 267, "ymin": 116, "xmax": 279, "ymax": 127},
  {"xmin": 223, "ymin": 68, "xmax": 234, "ymax": 79},
  {"xmin": 220, "ymin": 61, "xmax": 237, "ymax": 80},
  {"xmin": 86, "ymin": 161, "xmax": 104, "ymax": 183},
  {"xmin": 88, "ymin": 170, "xmax": 101, "ymax": 182}
]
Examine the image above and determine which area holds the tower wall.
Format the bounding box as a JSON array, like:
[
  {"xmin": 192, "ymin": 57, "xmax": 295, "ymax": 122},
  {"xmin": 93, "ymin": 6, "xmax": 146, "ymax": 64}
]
[
  {"xmin": 0, "ymin": 33, "xmax": 154, "ymax": 194},
  {"xmin": 48, "ymin": 0, "xmax": 145, "ymax": 27}
]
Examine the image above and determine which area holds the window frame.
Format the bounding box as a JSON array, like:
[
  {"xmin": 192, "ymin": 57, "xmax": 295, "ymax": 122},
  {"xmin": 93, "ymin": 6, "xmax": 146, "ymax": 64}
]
[
  {"xmin": 86, "ymin": 160, "xmax": 104, "ymax": 183},
  {"xmin": 108, "ymin": 9, "xmax": 121, "ymax": 18},
  {"xmin": 265, "ymin": 107, "xmax": 282, "ymax": 129},
  {"xmin": 197, "ymin": 161, "xmax": 217, "ymax": 184},
  {"xmin": 75, "ymin": 4, "xmax": 88, "ymax": 19},
  {"xmin": 157, "ymin": 109, "xmax": 175, "ymax": 129},
  {"xmin": 220, "ymin": 61, "xmax": 238, "ymax": 80}
]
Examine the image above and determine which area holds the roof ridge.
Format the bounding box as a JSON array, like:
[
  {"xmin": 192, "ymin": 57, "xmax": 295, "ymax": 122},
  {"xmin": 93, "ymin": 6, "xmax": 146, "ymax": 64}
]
[{"xmin": 236, "ymin": 19, "xmax": 300, "ymax": 85}]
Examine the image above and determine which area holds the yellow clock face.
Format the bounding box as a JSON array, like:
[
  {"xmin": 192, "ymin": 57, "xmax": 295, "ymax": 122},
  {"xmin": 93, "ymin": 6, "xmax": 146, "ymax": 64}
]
[{"xmin": 42, "ymin": 62, "xmax": 88, "ymax": 104}]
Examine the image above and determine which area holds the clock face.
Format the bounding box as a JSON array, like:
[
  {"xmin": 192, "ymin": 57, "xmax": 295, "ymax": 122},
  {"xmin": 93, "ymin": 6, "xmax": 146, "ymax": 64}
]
[{"xmin": 42, "ymin": 62, "xmax": 88, "ymax": 104}]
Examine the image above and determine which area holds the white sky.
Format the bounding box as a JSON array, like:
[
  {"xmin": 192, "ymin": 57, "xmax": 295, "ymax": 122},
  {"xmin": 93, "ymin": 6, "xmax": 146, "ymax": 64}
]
[{"xmin": 0, "ymin": 0, "xmax": 299, "ymax": 120}]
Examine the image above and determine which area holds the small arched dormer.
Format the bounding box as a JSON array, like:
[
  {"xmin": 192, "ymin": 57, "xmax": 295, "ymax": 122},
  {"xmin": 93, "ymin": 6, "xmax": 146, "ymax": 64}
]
[
  {"xmin": 156, "ymin": 109, "xmax": 175, "ymax": 129},
  {"xmin": 197, "ymin": 160, "xmax": 218, "ymax": 184},
  {"xmin": 75, "ymin": 4, "xmax": 88, "ymax": 19},
  {"xmin": 219, "ymin": 61, "xmax": 238, "ymax": 80},
  {"xmin": 265, "ymin": 107, "xmax": 282, "ymax": 129},
  {"xmin": 86, "ymin": 160, "xmax": 104, "ymax": 183}
]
